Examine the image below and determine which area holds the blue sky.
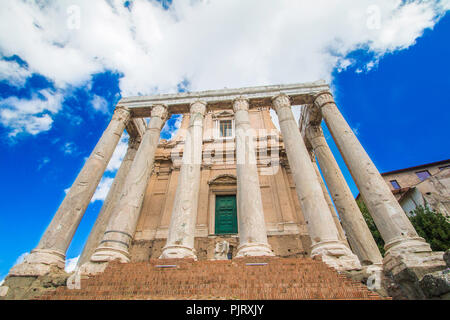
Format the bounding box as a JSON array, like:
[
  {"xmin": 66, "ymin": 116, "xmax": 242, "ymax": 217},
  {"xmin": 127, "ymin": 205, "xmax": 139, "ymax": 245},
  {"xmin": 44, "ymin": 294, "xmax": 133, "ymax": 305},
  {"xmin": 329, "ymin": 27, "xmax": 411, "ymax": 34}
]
[{"xmin": 0, "ymin": 1, "xmax": 449, "ymax": 281}]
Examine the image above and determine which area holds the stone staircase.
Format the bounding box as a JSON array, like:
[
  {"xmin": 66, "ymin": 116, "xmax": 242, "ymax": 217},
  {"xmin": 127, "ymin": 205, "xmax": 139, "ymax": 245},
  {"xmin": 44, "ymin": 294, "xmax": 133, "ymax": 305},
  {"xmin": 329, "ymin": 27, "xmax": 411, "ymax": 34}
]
[{"xmin": 39, "ymin": 257, "xmax": 388, "ymax": 300}]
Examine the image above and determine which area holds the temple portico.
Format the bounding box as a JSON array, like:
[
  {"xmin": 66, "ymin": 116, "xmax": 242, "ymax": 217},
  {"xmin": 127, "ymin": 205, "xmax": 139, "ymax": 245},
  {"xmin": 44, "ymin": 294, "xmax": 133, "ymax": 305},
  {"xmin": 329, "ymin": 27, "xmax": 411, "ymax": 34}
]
[{"xmin": 8, "ymin": 81, "xmax": 445, "ymax": 284}]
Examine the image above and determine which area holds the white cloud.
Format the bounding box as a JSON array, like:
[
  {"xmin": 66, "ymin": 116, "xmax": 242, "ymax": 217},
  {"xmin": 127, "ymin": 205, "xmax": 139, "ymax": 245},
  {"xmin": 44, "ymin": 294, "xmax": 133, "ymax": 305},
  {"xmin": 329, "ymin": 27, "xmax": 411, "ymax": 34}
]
[
  {"xmin": 62, "ymin": 141, "xmax": 77, "ymax": 155},
  {"xmin": 0, "ymin": 89, "xmax": 63, "ymax": 136},
  {"xmin": 91, "ymin": 176, "xmax": 114, "ymax": 202},
  {"xmin": 91, "ymin": 95, "xmax": 109, "ymax": 113},
  {"xmin": 0, "ymin": 58, "xmax": 31, "ymax": 86},
  {"xmin": 0, "ymin": 0, "xmax": 448, "ymax": 136},
  {"xmin": 65, "ymin": 256, "xmax": 79, "ymax": 273}
]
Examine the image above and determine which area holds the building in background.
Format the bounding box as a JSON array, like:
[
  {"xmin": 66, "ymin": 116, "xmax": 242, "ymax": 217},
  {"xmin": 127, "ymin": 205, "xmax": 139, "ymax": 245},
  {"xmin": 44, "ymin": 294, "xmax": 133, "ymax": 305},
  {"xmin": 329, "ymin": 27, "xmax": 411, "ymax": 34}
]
[{"xmin": 380, "ymin": 160, "xmax": 450, "ymax": 217}]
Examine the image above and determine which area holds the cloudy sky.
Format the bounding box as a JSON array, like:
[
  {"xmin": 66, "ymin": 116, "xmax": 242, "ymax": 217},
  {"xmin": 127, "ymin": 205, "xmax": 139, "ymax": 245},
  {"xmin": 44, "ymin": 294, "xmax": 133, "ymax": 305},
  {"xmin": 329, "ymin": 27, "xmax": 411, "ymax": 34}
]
[{"xmin": 0, "ymin": 0, "xmax": 449, "ymax": 281}]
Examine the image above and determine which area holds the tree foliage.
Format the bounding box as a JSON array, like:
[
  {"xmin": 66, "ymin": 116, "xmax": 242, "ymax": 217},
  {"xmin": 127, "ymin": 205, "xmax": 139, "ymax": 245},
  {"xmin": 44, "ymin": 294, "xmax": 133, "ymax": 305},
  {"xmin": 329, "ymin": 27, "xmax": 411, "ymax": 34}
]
[
  {"xmin": 357, "ymin": 199, "xmax": 385, "ymax": 256},
  {"xmin": 408, "ymin": 206, "xmax": 450, "ymax": 252}
]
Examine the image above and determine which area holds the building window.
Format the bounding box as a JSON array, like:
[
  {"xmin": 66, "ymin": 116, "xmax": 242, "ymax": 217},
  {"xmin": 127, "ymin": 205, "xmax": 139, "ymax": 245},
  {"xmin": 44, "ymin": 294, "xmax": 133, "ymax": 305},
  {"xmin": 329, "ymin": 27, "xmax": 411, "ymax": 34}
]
[
  {"xmin": 390, "ymin": 180, "xmax": 401, "ymax": 190},
  {"xmin": 416, "ymin": 170, "xmax": 431, "ymax": 181},
  {"xmin": 219, "ymin": 119, "xmax": 233, "ymax": 138}
]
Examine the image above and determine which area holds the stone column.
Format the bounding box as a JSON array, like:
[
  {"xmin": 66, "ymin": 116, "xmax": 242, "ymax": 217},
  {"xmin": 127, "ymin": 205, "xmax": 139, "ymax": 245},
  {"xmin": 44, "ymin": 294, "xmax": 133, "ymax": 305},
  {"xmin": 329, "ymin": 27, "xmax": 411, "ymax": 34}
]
[
  {"xmin": 272, "ymin": 94, "xmax": 360, "ymax": 271},
  {"xmin": 160, "ymin": 101, "xmax": 207, "ymax": 260},
  {"xmin": 81, "ymin": 105, "xmax": 168, "ymax": 274},
  {"xmin": 313, "ymin": 92, "xmax": 444, "ymax": 275},
  {"xmin": 310, "ymin": 152, "xmax": 349, "ymax": 245},
  {"xmin": 10, "ymin": 107, "xmax": 131, "ymax": 276},
  {"xmin": 233, "ymin": 97, "xmax": 274, "ymax": 257},
  {"xmin": 305, "ymin": 124, "xmax": 383, "ymax": 266},
  {"xmin": 77, "ymin": 137, "xmax": 141, "ymax": 267}
]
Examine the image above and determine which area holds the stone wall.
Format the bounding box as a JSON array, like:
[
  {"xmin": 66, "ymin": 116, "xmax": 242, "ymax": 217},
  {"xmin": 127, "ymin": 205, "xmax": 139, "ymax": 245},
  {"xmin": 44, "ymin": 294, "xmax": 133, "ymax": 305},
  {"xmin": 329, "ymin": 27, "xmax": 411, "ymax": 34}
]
[{"xmin": 129, "ymin": 234, "xmax": 311, "ymax": 262}]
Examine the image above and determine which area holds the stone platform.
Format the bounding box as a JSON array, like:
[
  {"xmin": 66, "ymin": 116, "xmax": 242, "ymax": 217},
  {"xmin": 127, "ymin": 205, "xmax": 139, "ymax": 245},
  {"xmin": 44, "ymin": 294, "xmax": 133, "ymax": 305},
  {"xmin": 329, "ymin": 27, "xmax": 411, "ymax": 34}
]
[{"xmin": 38, "ymin": 257, "xmax": 388, "ymax": 300}]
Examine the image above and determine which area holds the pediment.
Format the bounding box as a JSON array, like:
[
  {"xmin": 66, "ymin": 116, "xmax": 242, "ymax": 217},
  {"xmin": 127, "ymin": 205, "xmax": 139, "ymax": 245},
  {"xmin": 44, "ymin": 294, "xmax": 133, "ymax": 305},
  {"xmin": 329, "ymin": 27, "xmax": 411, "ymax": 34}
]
[
  {"xmin": 212, "ymin": 110, "xmax": 234, "ymax": 120},
  {"xmin": 208, "ymin": 174, "xmax": 237, "ymax": 185}
]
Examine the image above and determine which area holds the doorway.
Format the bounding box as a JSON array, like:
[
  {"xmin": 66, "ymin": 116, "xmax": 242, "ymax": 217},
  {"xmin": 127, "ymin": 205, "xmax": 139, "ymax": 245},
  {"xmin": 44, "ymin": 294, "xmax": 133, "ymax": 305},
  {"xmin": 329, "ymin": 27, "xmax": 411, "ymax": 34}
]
[{"xmin": 214, "ymin": 195, "xmax": 238, "ymax": 234}]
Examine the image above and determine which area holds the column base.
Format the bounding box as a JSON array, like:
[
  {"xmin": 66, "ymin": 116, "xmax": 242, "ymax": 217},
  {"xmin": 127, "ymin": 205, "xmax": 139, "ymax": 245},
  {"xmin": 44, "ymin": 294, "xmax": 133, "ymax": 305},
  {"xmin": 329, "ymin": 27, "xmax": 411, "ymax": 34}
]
[
  {"xmin": 159, "ymin": 245, "xmax": 197, "ymax": 260},
  {"xmin": 78, "ymin": 245, "xmax": 130, "ymax": 276},
  {"xmin": 90, "ymin": 245, "xmax": 130, "ymax": 264},
  {"xmin": 311, "ymin": 240, "xmax": 362, "ymax": 272},
  {"xmin": 78, "ymin": 261, "xmax": 109, "ymax": 276},
  {"xmin": 235, "ymin": 242, "xmax": 275, "ymax": 258},
  {"xmin": 383, "ymin": 237, "xmax": 446, "ymax": 277},
  {"xmin": 8, "ymin": 249, "xmax": 66, "ymax": 276}
]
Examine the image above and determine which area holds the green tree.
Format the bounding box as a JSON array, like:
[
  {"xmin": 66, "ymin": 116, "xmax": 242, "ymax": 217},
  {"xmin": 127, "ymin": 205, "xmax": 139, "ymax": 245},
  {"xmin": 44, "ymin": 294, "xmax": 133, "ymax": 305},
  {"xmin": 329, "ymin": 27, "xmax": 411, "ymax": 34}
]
[
  {"xmin": 356, "ymin": 199, "xmax": 385, "ymax": 256},
  {"xmin": 408, "ymin": 206, "xmax": 450, "ymax": 252}
]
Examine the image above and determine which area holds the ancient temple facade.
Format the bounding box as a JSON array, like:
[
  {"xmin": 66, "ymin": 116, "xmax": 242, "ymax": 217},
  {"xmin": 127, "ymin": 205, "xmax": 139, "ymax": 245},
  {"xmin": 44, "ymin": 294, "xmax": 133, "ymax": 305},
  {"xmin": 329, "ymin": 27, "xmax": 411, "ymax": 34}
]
[{"xmin": 8, "ymin": 81, "xmax": 446, "ymax": 283}]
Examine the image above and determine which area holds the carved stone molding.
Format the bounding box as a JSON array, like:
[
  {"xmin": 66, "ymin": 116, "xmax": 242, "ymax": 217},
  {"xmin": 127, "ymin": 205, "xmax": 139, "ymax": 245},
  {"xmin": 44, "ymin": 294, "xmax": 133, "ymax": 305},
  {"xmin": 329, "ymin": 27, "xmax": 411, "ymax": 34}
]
[
  {"xmin": 113, "ymin": 105, "xmax": 131, "ymax": 122},
  {"xmin": 313, "ymin": 91, "xmax": 335, "ymax": 109},
  {"xmin": 232, "ymin": 97, "xmax": 250, "ymax": 112},
  {"xmin": 212, "ymin": 110, "xmax": 234, "ymax": 120},
  {"xmin": 207, "ymin": 174, "xmax": 237, "ymax": 186},
  {"xmin": 151, "ymin": 104, "xmax": 169, "ymax": 120},
  {"xmin": 271, "ymin": 94, "xmax": 291, "ymax": 112},
  {"xmin": 190, "ymin": 100, "xmax": 207, "ymax": 115}
]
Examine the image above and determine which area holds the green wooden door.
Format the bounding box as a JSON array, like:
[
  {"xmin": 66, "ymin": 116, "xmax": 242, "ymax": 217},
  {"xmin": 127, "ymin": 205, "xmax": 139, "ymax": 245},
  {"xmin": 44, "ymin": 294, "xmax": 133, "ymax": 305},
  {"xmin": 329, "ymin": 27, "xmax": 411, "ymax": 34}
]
[{"xmin": 215, "ymin": 195, "xmax": 238, "ymax": 234}]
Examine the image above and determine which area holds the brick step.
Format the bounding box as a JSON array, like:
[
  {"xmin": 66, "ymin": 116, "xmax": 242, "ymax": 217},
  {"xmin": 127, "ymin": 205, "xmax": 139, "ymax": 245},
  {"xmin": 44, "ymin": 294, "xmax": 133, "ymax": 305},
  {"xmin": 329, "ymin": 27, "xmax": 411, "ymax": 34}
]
[{"xmin": 39, "ymin": 258, "xmax": 389, "ymax": 300}]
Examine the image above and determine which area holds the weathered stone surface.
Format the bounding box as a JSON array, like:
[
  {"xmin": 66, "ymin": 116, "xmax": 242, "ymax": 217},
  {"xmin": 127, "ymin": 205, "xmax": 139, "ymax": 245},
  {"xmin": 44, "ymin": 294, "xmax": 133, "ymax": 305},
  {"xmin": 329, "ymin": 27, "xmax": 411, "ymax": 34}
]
[
  {"xmin": 310, "ymin": 154, "xmax": 348, "ymax": 245},
  {"xmin": 81, "ymin": 105, "xmax": 168, "ymax": 274},
  {"xmin": 419, "ymin": 269, "xmax": 450, "ymax": 299},
  {"xmin": 129, "ymin": 235, "xmax": 311, "ymax": 262},
  {"xmin": 0, "ymin": 267, "xmax": 70, "ymax": 300},
  {"xmin": 233, "ymin": 97, "xmax": 274, "ymax": 258},
  {"xmin": 78, "ymin": 138, "xmax": 141, "ymax": 267},
  {"xmin": 272, "ymin": 93, "xmax": 360, "ymax": 271},
  {"xmin": 160, "ymin": 101, "xmax": 206, "ymax": 259},
  {"xmin": 214, "ymin": 240, "xmax": 230, "ymax": 260},
  {"xmin": 383, "ymin": 247, "xmax": 446, "ymax": 299},
  {"xmin": 119, "ymin": 80, "xmax": 330, "ymax": 116},
  {"xmin": 0, "ymin": 286, "xmax": 9, "ymax": 297},
  {"xmin": 304, "ymin": 123, "xmax": 382, "ymax": 266},
  {"xmin": 313, "ymin": 93, "xmax": 432, "ymax": 259},
  {"xmin": 343, "ymin": 266, "xmax": 389, "ymax": 298}
]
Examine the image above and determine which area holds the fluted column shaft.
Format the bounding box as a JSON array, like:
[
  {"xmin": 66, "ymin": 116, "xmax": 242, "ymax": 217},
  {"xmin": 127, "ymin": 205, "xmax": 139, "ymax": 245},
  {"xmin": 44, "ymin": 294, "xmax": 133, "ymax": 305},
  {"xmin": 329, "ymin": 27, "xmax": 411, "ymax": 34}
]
[
  {"xmin": 77, "ymin": 137, "xmax": 141, "ymax": 267},
  {"xmin": 313, "ymin": 93, "xmax": 431, "ymax": 257},
  {"xmin": 87, "ymin": 105, "xmax": 168, "ymax": 267},
  {"xmin": 306, "ymin": 124, "xmax": 383, "ymax": 266},
  {"xmin": 160, "ymin": 101, "xmax": 207, "ymax": 259},
  {"xmin": 272, "ymin": 94, "xmax": 360, "ymax": 271},
  {"xmin": 10, "ymin": 107, "xmax": 131, "ymax": 276},
  {"xmin": 233, "ymin": 98, "xmax": 274, "ymax": 257}
]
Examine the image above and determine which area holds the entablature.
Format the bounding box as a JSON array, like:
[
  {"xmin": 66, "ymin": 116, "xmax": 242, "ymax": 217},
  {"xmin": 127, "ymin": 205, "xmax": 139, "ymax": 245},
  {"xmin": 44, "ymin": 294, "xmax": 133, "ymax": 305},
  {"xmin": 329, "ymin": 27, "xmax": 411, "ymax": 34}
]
[{"xmin": 118, "ymin": 80, "xmax": 330, "ymax": 118}]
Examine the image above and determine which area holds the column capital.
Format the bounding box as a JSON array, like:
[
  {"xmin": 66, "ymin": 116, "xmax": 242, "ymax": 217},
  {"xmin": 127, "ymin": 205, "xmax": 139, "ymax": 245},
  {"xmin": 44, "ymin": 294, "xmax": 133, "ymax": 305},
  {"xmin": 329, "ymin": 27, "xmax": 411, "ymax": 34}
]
[
  {"xmin": 232, "ymin": 96, "xmax": 249, "ymax": 112},
  {"xmin": 151, "ymin": 104, "xmax": 169, "ymax": 120},
  {"xmin": 190, "ymin": 100, "xmax": 207, "ymax": 115},
  {"xmin": 271, "ymin": 93, "xmax": 291, "ymax": 112},
  {"xmin": 128, "ymin": 136, "xmax": 141, "ymax": 149},
  {"xmin": 313, "ymin": 91, "xmax": 335, "ymax": 109},
  {"xmin": 112, "ymin": 105, "xmax": 131, "ymax": 122},
  {"xmin": 305, "ymin": 123, "xmax": 324, "ymax": 141}
]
